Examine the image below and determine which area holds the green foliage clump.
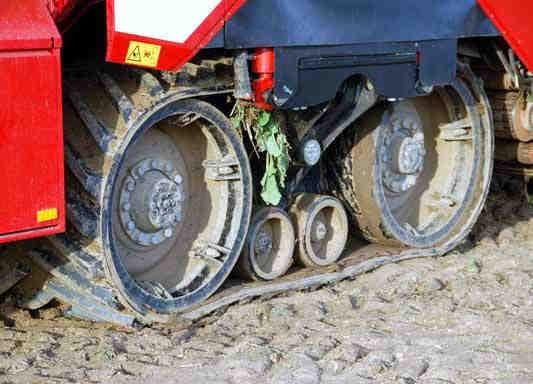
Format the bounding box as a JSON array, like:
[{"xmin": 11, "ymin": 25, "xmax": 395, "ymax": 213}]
[{"xmin": 231, "ymin": 101, "xmax": 290, "ymax": 206}]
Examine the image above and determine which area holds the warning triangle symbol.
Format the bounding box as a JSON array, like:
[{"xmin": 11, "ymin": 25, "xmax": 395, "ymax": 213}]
[{"xmin": 128, "ymin": 46, "xmax": 142, "ymax": 62}]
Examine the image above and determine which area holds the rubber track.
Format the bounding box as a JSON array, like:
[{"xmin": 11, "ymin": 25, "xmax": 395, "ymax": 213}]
[{"xmin": 11, "ymin": 62, "xmax": 490, "ymax": 327}]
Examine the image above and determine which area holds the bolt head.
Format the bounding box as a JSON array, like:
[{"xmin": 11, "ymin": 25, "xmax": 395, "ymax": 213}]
[
  {"xmin": 164, "ymin": 228, "xmax": 173, "ymax": 238},
  {"xmin": 174, "ymin": 174, "xmax": 183, "ymax": 184},
  {"xmin": 127, "ymin": 221, "xmax": 135, "ymax": 230},
  {"xmin": 302, "ymin": 139, "xmax": 321, "ymax": 166},
  {"xmin": 127, "ymin": 181, "xmax": 135, "ymax": 192}
]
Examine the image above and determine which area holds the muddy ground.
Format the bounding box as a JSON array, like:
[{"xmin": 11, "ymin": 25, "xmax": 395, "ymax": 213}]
[{"xmin": 0, "ymin": 175, "xmax": 532, "ymax": 384}]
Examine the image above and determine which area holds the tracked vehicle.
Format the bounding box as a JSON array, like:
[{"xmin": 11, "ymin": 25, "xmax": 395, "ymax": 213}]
[{"xmin": 0, "ymin": 0, "xmax": 531, "ymax": 324}]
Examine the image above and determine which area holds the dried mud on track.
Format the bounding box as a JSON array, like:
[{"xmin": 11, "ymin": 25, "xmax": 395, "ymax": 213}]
[{"xmin": 0, "ymin": 175, "xmax": 532, "ymax": 384}]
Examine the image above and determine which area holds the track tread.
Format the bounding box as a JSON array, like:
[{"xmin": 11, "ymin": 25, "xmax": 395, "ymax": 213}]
[
  {"xmin": 65, "ymin": 84, "xmax": 114, "ymax": 152},
  {"xmin": 64, "ymin": 143, "xmax": 103, "ymax": 201}
]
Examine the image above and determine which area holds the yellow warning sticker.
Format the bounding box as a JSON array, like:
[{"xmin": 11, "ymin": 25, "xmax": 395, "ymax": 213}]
[
  {"xmin": 37, "ymin": 208, "xmax": 58, "ymax": 223},
  {"xmin": 125, "ymin": 41, "xmax": 162, "ymax": 68}
]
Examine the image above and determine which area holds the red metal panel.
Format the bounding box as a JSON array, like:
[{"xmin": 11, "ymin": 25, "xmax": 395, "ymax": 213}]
[
  {"xmin": 105, "ymin": 0, "xmax": 247, "ymax": 71},
  {"xmin": 0, "ymin": 0, "xmax": 61, "ymax": 50},
  {"xmin": 478, "ymin": 0, "xmax": 533, "ymax": 72},
  {"xmin": 0, "ymin": 1, "xmax": 65, "ymax": 243}
]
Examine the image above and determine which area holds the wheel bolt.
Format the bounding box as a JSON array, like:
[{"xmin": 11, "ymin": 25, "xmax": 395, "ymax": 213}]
[
  {"xmin": 174, "ymin": 175, "xmax": 183, "ymax": 184},
  {"xmin": 164, "ymin": 228, "xmax": 173, "ymax": 238}
]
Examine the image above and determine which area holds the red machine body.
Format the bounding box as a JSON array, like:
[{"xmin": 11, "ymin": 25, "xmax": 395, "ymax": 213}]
[
  {"xmin": 0, "ymin": 0, "xmax": 65, "ymax": 243},
  {"xmin": 105, "ymin": 0, "xmax": 247, "ymax": 71},
  {"xmin": 477, "ymin": 0, "xmax": 533, "ymax": 72}
]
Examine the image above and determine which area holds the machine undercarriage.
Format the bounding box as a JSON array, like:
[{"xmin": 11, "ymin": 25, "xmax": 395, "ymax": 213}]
[{"xmin": 1, "ymin": 1, "xmax": 532, "ymax": 326}]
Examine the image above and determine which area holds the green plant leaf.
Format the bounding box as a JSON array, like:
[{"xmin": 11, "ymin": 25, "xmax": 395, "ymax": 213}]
[
  {"xmin": 231, "ymin": 100, "xmax": 291, "ymax": 206},
  {"xmin": 258, "ymin": 111, "xmax": 271, "ymax": 127},
  {"xmin": 265, "ymin": 135, "xmax": 282, "ymax": 157},
  {"xmin": 260, "ymin": 172, "xmax": 282, "ymax": 205}
]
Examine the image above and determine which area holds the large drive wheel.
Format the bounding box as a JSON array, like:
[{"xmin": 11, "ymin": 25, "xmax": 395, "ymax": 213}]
[
  {"xmin": 57, "ymin": 68, "xmax": 252, "ymax": 318},
  {"xmin": 335, "ymin": 65, "xmax": 493, "ymax": 249}
]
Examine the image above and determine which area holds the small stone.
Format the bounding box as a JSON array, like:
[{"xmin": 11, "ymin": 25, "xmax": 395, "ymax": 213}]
[
  {"xmin": 464, "ymin": 258, "xmax": 482, "ymax": 274},
  {"xmin": 399, "ymin": 359, "xmax": 430, "ymax": 382},
  {"xmin": 304, "ymin": 336, "xmax": 340, "ymax": 361},
  {"xmin": 348, "ymin": 295, "xmax": 360, "ymax": 310},
  {"xmin": 271, "ymin": 354, "xmax": 321, "ymax": 384},
  {"xmin": 222, "ymin": 350, "xmax": 273, "ymax": 376},
  {"xmin": 322, "ymin": 359, "xmax": 347, "ymax": 374},
  {"xmin": 365, "ymin": 351, "xmax": 397, "ymax": 374},
  {"xmin": 268, "ymin": 304, "xmax": 297, "ymax": 318},
  {"xmin": 425, "ymin": 278, "xmax": 446, "ymax": 292},
  {"xmin": 497, "ymin": 228, "xmax": 515, "ymax": 247}
]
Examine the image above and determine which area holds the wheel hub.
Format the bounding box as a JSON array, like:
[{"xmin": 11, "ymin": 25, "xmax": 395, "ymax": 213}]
[
  {"xmin": 119, "ymin": 158, "xmax": 185, "ymax": 247},
  {"xmin": 311, "ymin": 219, "xmax": 328, "ymax": 242},
  {"xmin": 383, "ymin": 117, "xmax": 426, "ymax": 193},
  {"xmin": 148, "ymin": 178, "xmax": 183, "ymax": 229},
  {"xmin": 254, "ymin": 230, "xmax": 273, "ymax": 255}
]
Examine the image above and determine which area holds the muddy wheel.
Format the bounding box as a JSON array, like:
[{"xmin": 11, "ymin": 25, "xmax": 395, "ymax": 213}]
[
  {"xmin": 44, "ymin": 68, "xmax": 252, "ymax": 319},
  {"xmin": 239, "ymin": 207, "xmax": 295, "ymax": 281},
  {"xmin": 337, "ymin": 65, "xmax": 493, "ymax": 249},
  {"xmin": 291, "ymin": 194, "xmax": 349, "ymax": 267}
]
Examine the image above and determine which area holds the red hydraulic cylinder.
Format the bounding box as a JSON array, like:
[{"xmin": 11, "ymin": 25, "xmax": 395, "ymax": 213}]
[{"xmin": 252, "ymin": 48, "xmax": 275, "ymax": 111}]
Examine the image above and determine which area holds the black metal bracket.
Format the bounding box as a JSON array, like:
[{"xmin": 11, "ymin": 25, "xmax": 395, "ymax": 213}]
[{"xmin": 281, "ymin": 78, "xmax": 379, "ymax": 207}]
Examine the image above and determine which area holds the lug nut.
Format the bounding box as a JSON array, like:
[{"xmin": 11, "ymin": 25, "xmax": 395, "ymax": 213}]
[
  {"xmin": 174, "ymin": 174, "xmax": 183, "ymax": 184},
  {"xmin": 164, "ymin": 228, "xmax": 173, "ymax": 238}
]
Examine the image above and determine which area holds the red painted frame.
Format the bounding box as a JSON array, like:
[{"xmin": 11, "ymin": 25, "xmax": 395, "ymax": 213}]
[
  {"xmin": 105, "ymin": 0, "xmax": 247, "ymax": 71},
  {"xmin": 478, "ymin": 0, "xmax": 533, "ymax": 72},
  {"xmin": 0, "ymin": 0, "xmax": 65, "ymax": 244}
]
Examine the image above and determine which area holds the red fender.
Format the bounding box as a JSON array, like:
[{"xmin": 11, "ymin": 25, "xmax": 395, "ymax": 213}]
[
  {"xmin": 478, "ymin": 0, "xmax": 533, "ymax": 72},
  {"xmin": 106, "ymin": 0, "xmax": 247, "ymax": 71}
]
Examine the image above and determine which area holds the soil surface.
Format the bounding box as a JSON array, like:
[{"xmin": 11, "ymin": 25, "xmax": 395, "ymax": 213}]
[{"xmin": 0, "ymin": 175, "xmax": 532, "ymax": 384}]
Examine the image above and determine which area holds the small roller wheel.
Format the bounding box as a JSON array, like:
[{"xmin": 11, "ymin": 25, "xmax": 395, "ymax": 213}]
[
  {"xmin": 291, "ymin": 194, "xmax": 349, "ymax": 267},
  {"xmin": 239, "ymin": 207, "xmax": 295, "ymax": 281}
]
